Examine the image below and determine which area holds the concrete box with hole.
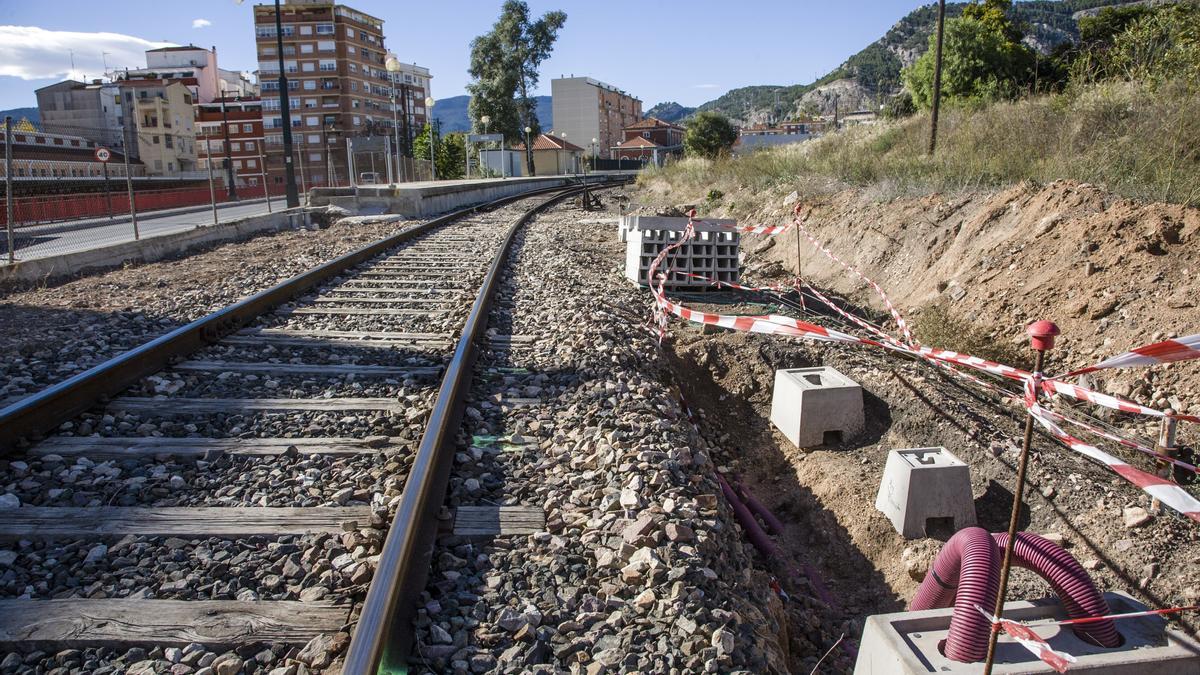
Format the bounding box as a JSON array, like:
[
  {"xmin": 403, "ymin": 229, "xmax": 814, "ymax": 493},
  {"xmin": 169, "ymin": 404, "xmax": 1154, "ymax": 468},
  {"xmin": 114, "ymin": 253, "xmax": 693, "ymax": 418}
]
[
  {"xmin": 875, "ymin": 447, "xmax": 976, "ymax": 539},
  {"xmin": 623, "ymin": 215, "xmax": 740, "ymax": 291},
  {"xmin": 770, "ymin": 367, "xmax": 864, "ymax": 448},
  {"xmin": 854, "ymin": 591, "xmax": 1200, "ymax": 674}
]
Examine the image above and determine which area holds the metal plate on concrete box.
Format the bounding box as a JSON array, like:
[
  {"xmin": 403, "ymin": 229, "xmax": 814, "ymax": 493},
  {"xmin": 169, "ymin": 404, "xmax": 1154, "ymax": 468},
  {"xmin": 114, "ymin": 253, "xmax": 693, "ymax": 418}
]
[{"xmin": 855, "ymin": 592, "xmax": 1200, "ymax": 674}]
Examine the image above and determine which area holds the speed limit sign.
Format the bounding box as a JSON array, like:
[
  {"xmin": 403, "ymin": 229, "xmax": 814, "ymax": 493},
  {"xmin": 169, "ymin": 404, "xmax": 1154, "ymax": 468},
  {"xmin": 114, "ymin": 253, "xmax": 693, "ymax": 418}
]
[{"xmin": 94, "ymin": 147, "xmax": 112, "ymax": 163}]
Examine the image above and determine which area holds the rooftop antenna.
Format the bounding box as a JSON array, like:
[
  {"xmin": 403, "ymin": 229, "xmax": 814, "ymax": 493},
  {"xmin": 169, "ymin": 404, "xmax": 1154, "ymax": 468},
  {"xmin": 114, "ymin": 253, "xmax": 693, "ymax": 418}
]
[{"xmin": 102, "ymin": 51, "xmax": 112, "ymax": 79}]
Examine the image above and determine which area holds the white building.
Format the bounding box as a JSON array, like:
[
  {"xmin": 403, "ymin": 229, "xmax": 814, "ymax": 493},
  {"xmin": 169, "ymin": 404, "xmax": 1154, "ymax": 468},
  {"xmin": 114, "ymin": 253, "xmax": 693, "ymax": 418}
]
[{"xmin": 551, "ymin": 76, "xmax": 642, "ymax": 160}]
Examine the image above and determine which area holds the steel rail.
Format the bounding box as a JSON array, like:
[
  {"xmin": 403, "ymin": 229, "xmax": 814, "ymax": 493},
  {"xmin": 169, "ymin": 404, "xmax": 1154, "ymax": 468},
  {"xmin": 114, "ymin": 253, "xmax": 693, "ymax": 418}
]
[
  {"xmin": 341, "ymin": 182, "xmax": 619, "ymax": 674},
  {"xmin": 0, "ymin": 178, "xmax": 615, "ymax": 452}
]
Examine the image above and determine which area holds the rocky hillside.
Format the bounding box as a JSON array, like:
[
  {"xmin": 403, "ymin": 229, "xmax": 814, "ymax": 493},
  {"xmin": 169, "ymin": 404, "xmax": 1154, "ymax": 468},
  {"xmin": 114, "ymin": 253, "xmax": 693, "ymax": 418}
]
[{"xmin": 671, "ymin": 0, "xmax": 1137, "ymax": 123}]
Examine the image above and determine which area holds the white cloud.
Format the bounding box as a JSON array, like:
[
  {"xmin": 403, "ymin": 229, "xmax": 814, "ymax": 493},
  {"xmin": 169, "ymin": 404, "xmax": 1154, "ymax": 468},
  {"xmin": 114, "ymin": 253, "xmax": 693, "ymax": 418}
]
[
  {"xmin": 192, "ymin": 19, "xmax": 212, "ymax": 29},
  {"xmin": 0, "ymin": 26, "xmax": 175, "ymax": 81},
  {"xmin": 692, "ymin": 84, "xmax": 720, "ymax": 89}
]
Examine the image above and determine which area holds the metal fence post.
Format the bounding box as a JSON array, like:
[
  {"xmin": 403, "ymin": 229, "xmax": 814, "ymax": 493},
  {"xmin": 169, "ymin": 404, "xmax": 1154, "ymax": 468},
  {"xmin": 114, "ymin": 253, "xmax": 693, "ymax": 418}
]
[
  {"xmin": 205, "ymin": 137, "xmax": 218, "ymax": 227},
  {"xmin": 124, "ymin": 124, "xmax": 139, "ymax": 240},
  {"xmin": 259, "ymin": 144, "xmax": 272, "ymax": 214},
  {"xmin": 4, "ymin": 116, "xmax": 13, "ymax": 263}
]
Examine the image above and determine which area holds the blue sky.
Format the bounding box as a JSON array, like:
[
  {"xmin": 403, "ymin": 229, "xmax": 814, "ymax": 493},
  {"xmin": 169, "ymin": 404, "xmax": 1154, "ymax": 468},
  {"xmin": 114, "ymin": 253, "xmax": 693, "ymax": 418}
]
[{"xmin": 0, "ymin": 0, "xmax": 927, "ymax": 111}]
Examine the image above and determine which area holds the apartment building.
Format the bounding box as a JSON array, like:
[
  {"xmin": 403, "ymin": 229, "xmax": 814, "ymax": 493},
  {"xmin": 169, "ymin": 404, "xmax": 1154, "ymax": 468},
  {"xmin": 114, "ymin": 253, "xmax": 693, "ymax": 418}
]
[
  {"xmin": 116, "ymin": 45, "xmax": 254, "ymax": 104},
  {"xmin": 35, "ymin": 80, "xmax": 127, "ymax": 151},
  {"xmin": 253, "ymin": 0, "xmax": 431, "ymax": 187},
  {"xmin": 195, "ymin": 97, "xmax": 266, "ymax": 189},
  {"xmin": 551, "ymin": 76, "xmax": 642, "ymax": 159},
  {"xmin": 118, "ymin": 80, "xmax": 198, "ymax": 175}
]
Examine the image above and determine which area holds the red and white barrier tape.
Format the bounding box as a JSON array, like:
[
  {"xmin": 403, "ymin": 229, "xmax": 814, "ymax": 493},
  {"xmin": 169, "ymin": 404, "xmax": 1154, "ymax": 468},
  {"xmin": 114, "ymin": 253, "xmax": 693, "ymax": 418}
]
[
  {"xmin": 649, "ymin": 211, "xmax": 1200, "ymax": 522},
  {"xmin": 975, "ymin": 606, "xmax": 1076, "ymax": 673},
  {"xmin": 1062, "ymin": 334, "xmax": 1200, "ymax": 377}
]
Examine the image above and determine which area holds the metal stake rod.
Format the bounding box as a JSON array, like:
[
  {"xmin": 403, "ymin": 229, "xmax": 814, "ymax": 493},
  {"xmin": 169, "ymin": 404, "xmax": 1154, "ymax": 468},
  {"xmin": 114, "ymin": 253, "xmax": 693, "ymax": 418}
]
[
  {"xmin": 124, "ymin": 124, "xmax": 139, "ymax": 240},
  {"xmin": 259, "ymin": 144, "xmax": 272, "ymax": 213},
  {"xmin": 982, "ymin": 320, "xmax": 1059, "ymax": 675},
  {"xmin": 205, "ymin": 138, "xmax": 219, "ymax": 227},
  {"xmin": 384, "ymin": 136, "xmax": 394, "ymax": 185},
  {"xmin": 1151, "ymin": 410, "xmax": 1179, "ymax": 513},
  {"xmin": 928, "ymin": 0, "xmax": 947, "ymax": 155},
  {"xmin": 4, "ymin": 116, "xmax": 13, "ymax": 263}
]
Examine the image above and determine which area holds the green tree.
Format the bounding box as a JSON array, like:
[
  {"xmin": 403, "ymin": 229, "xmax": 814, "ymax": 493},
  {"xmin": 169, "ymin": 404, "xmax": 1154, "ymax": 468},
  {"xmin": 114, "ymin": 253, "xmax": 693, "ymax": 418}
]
[
  {"xmin": 466, "ymin": 1, "xmax": 566, "ymax": 176},
  {"xmin": 684, "ymin": 112, "xmax": 738, "ymax": 159},
  {"xmin": 413, "ymin": 124, "xmax": 466, "ymax": 180},
  {"xmin": 1084, "ymin": 4, "xmax": 1200, "ymax": 89},
  {"xmin": 902, "ymin": 3, "xmax": 1036, "ymax": 109}
]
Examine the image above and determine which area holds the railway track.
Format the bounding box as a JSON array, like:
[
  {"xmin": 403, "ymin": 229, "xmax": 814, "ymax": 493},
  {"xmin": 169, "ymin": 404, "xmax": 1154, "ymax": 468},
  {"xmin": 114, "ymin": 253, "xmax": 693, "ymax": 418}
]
[{"xmin": 0, "ymin": 181, "xmax": 621, "ymax": 674}]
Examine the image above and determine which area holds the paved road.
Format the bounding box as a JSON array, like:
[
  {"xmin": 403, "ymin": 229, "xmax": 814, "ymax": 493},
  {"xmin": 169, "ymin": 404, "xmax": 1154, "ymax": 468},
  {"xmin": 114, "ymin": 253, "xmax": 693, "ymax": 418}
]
[{"xmin": 3, "ymin": 200, "xmax": 278, "ymax": 263}]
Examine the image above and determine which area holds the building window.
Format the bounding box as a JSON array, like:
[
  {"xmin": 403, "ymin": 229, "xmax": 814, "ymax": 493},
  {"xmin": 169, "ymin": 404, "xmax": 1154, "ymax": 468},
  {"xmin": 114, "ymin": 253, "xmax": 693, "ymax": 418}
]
[
  {"xmin": 246, "ymin": 141, "xmax": 256, "ymax": 151},
  {"xmin": 309, "ymin": 152, "xmax": 322, "ymax": 162},
  {"xmin": 247, "ymin": 159, "xmax": 257, "ymax": 168},
  {"xmin": 347, "ymin": 46, "xmax": 356, "ymax": 55},
  {"xmin": 243, "ymin": 123, "xmax": 253, "ymax": 133},
  {"xmin": 319, "ymin": 60, "xmax": 336, "ymax": 72},
  {"xmin": 318, "ymin": 40, "xmax": 335, "ymax": 52},
  {"xmin": 233, "ymin": 160, "xmax": 243, "ymax": 169},
  {"xmin": 165, "ymin": 135, "xmax": 173, "ymax": 148},
  {"xmin": 152, "ymin": 135, "xmax": 160, "ymax": 144},
  {"xmin": 300, "ymin": 43, "xmax": 314, "ymax": 54},
  {"xmin": 306, "ymin": 116, "xmax": 318, "ymax": 127},
  {"xmin": 302, "ymin": 62, "xmax": 315, "ymax": 72},
  {"xmin": 316, "ymin": 23, "xmax": 334, "ymax": 35},
  {"xmin": 300, "ymin": 25, "xmax": 312, "ymax": 35},
  {"xmin": 154, "ymin": 160, "xmax": 162, "ymax": 170},
  {"xmin": 231, "ymin": 142, "xmax": 242, "ymax": 151},
  {"xmin": 303, "ymin": 80, "xmax": 316, "ymax": 90},
  {"xmin": 352, "ymin": 115, "xmax": 361, "ymax": 126},
  {"xmin": 346, "ymin": 27, "xmax": 354, "ymax": 38}
]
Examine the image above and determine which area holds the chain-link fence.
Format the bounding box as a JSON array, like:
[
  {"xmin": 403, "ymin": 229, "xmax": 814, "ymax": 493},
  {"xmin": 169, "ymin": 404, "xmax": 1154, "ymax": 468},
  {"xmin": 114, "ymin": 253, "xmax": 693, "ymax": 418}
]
[{"xmin": 2, "ymin": 117, "xmax": 284, "ymax": 264}]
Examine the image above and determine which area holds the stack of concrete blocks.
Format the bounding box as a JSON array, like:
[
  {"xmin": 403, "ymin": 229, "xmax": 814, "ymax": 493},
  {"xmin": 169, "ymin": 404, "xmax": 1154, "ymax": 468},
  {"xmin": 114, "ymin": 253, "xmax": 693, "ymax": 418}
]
[
  {"xmin": 769, "ymin": 366, "xmax": 865, "ymax": 448},
  {"xmin": 623, "ymin": 215, "xmax": 740, "ymax": 291},
  {"xmin": 854, "ymin": 591, "xmax": 1200, "ymax": 674},
  {"xmin": 875, "ymin": 447, "xmax": 976, "ymax": 539}
]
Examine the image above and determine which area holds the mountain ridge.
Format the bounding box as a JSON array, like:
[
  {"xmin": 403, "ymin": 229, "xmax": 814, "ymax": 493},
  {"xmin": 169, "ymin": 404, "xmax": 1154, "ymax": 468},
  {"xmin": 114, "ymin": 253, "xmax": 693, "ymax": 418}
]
[{"xmin": 648, "ymin": 0, "xmax": 1135, "ymax": 124}]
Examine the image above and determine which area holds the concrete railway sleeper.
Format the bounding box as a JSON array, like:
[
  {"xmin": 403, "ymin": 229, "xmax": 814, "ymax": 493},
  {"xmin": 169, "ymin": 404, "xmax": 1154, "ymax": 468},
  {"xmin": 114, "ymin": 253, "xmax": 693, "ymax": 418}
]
[{"xmin": 0, "ymin": 182, "xmax": 620, "ymax": 674}]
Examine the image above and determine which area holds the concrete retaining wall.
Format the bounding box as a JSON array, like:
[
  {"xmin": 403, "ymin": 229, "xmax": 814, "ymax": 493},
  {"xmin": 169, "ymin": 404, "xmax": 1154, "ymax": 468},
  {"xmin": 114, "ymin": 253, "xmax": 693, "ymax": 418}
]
[
  {"xmin": 311, "ymin": 175, "xmax": 624, "ymax": 218},
  {"xmin": 0, "ymin": 209, "xmax": 310, "ymax": 285}
]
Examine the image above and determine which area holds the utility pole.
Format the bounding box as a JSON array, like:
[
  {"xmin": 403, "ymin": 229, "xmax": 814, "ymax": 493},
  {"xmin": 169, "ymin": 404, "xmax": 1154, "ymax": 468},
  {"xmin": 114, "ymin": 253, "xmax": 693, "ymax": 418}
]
[
  {"xmin": 274, "ymin": 0, "xmax": 299, "ymax": 207},
  {"xmin": 928, "ymin": 0, "xmax": 947, "ymax": 155},
  {"xmin": 124, "ymin": 123, "xmax": 139, "ymax": 240},
  {"xmin": 219, "ymin": 92, "xmax": 238, "ymax": 201}
]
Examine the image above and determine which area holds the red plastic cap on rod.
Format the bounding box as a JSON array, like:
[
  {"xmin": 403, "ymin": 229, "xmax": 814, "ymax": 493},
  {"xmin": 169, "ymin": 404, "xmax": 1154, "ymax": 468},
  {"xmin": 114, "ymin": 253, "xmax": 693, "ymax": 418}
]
[{"xmin": 1027, "ymin": 320, "xmax": 1060, "ymax": 351}]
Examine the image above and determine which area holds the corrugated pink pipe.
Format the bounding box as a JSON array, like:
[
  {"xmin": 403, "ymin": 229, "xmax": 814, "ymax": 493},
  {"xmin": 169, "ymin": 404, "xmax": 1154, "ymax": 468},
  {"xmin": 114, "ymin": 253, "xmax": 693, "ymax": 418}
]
[
  {"xmin": 993, "ymin": 532, "xmax": 1121, "ymax": 648},
  {"xmin": 910, "ymin": 527, "xmax": 1001, "ymax": 662},
  {"xmin": 733, "ymin": 480, "xmax": 786, "ymax": 535}
]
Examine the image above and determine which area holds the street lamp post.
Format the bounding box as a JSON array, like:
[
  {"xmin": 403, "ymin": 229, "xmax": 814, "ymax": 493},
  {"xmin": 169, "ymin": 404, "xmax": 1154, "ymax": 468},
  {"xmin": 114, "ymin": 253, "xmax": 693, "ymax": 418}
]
[
  {"xmin": 523, "ymin": 124, "xmax": 533, "ymax": 177},
  {"xmin": 272, "ymin": 0, "xmax": 299, "ymax": 207},
  {"xmin": 591, "ymin": 137, "xmax": 597, "ymax": 174},
  {"xmin": 424, "ymin": 96, "xmax": 436, "ymax": 180},
  {"xmin": 385, "ymin": 53, "xmax": 402, "ymax": 185},
  {"xmin": 560, "ymin": 131, "xmax": 571, "ymax": 175}
]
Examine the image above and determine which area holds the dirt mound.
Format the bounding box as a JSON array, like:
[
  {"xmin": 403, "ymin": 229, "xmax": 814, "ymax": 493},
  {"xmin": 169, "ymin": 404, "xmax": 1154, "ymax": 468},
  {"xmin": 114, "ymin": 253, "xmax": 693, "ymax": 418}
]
[{"xmin": 696, "ymin": 179, "xmax": 1199, "ymax": 415}]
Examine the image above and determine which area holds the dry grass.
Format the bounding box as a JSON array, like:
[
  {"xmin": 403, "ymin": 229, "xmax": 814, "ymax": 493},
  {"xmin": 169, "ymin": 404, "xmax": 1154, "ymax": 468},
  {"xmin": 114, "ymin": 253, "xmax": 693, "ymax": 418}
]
[
  {"xmin": 643, "ymin": 81, "xmax": 1200, "ymax": 207},
  {"xmin": 912, "ymin": 303, "xmax": 1033, "ymax": 371}
]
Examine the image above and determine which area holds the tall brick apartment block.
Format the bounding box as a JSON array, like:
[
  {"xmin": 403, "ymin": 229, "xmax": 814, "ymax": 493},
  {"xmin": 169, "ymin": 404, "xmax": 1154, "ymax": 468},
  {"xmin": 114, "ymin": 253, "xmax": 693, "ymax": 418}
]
[
  {"xmin": 253, "ymin": 1, "xmax": 431, "ymax": 188},
  {"xmin": 195, "ymin": 97, "xmax": 266, "ymax": 191}
]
